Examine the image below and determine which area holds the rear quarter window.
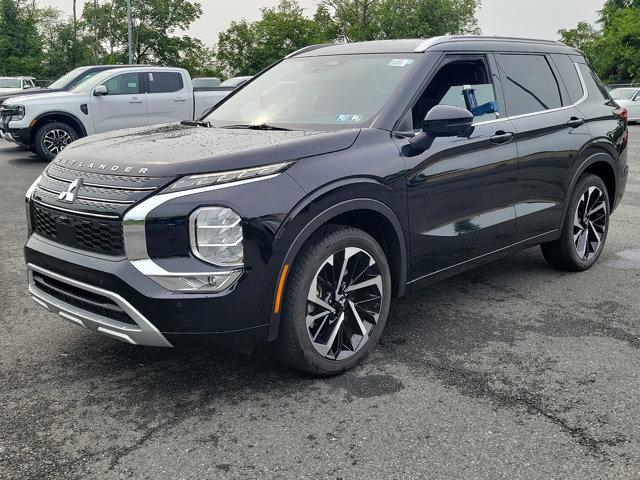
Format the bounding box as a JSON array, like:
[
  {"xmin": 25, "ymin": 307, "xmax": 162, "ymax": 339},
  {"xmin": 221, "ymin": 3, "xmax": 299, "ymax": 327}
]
[
  {"xmin": 577, "ymin": 63, "xmax": 610, "ymax": 101},
  {"xmin": 551, "ymin": 54, "xmax": 585, "ymax": 104}
]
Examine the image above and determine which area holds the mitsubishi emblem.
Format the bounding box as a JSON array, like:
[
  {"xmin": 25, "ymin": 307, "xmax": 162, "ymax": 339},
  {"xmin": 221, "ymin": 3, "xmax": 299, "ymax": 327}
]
[{"xmin": 58, "ymin": 178, "xmax": 83, "ymax": 203}]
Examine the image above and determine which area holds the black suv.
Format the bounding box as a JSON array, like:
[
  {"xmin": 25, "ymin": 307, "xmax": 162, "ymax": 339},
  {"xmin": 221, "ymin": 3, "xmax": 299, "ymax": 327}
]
[{"xmin": 24, "ymin": 37, "xmax": 629, "ymax": 375}]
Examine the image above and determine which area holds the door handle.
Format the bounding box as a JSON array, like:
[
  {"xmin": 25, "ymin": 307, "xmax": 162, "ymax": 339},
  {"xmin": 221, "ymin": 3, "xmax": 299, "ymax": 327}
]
[
  {"xmin": 567, "ymin": 117, "xmax": 586, "ymax": 128},
  {"xmin": 129, "ymin": 97, "xmax": 143, "ymax": 104},
  {"xmin": 173, "ymin": 98, "xmax": 187, "ymax": 102},
  {"xmin": 490, "ymin": 131, "xmax": 514, "ymax": 144}
]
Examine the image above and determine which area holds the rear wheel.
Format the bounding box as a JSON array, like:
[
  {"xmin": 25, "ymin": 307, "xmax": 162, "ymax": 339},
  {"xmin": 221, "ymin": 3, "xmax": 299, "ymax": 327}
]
[
  {"xmin": 275, "ymin": 226, "xmax": 392, "ymax": 376},
  {"xmin": 34, "ymin": 121, "xmax": 78, "ymax": 161},
  {"xmin": 541, "ymin": 173, "xmax": 610, "ymax": 271}
]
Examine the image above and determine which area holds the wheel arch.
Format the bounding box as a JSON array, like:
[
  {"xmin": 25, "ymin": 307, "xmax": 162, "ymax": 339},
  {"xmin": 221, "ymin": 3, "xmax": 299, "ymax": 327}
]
[
  {"xmin": 30, "ymin": 111, "xmax": 88, "ymax": 146},
  {"xmin": 268, "ymin": 188, "xmax": 408, "ymax": 341},
  {"xmin": 564, "ymin": 148, "xmax": 618, "ymax": 218}
]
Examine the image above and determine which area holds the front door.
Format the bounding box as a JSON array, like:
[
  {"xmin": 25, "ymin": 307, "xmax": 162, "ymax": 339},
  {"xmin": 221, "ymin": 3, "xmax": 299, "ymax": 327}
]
[
  {"xmin": 398, "ymin": 54, "xmax": 519, "ymax": 282},
  {"xmin": 91, "ymin": 72, "xmax": 147, "ymax": 134}
]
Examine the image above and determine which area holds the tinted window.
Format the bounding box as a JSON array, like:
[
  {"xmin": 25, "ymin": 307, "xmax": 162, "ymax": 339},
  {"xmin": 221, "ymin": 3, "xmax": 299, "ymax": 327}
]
[
  {"xmin": 551, "ymin": 54, "xmax": 584, "ymax": 104},
  {"xmin": 148, "ymin": 72, "xmax": 184, "ymax": 93},
  {"xmin": 577, "ymin": 64, "xmax": 610, "ymax": 101},
  {"xmin": 102, "ymin": 72, "xmax": 141, "ymax": 95},
  {"xmin": 497, "ymin": 54, "xmax": 562, "ymax": 116}
]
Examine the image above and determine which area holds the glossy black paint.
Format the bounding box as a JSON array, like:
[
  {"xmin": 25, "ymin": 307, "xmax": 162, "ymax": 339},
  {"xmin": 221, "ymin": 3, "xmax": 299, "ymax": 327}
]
[{"xmin": 25, "ymin": 37, "xmax": 629, "ymax": 345}]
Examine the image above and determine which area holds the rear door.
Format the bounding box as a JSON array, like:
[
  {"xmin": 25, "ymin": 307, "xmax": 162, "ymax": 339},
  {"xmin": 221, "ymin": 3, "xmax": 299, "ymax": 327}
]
[
  {"xmin": 90, "ymin": 71, "xmax": 147, "ymax": 133},
  {"xmin": 143, "ymin": 70, "xmax": 192, "ymax": 124},
  {"xmin": 495, "ymin": 52, "xmax": 592, "ymax": 241}
]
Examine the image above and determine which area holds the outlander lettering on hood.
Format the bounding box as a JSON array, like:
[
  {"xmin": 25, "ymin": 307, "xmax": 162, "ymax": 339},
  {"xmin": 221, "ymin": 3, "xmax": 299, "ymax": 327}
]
[{"xmin": 55, "ymin": 157, "xmax": 150, "ymax": 175}]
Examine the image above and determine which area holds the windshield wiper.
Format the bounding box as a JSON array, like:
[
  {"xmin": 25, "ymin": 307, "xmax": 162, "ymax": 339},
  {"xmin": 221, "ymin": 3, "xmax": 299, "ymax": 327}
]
[
  {"xmin": 219, "ymin": 123, "xmax": 293, "ymax": 131},
  {"xmin": 181, "ymin": 120, "xmax": 211, "ymax": 128}
]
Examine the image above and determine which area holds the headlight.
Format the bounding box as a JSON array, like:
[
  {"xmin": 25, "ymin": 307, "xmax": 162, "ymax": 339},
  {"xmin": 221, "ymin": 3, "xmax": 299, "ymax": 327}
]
[
  {"xmin": 25, "ymin": 175, "xmax": 41, "ymax": 235},
  {"xmin": 6, "ymin": 105, "xmax": 26, "ymax": 121},
  {"xmin": 189, "ymin": 207, "xmax": 244, "ymax": 266},
  {"xmin": 169, "ymin": 162, "xmax": 292, "ymax": 192}
]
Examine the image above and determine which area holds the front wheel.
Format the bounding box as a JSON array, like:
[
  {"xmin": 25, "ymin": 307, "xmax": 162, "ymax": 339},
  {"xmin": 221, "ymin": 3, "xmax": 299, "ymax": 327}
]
[
  {"xmin": 33, "ymin": 121, "xmax": 78, "ymax": 161},
  {"xmin": 541, "ymin": 173, "xmax": 610, "ymax": 271},
  {"xmin": 274, "ymin": 226, "xmax": 392, "ymax": 376}
]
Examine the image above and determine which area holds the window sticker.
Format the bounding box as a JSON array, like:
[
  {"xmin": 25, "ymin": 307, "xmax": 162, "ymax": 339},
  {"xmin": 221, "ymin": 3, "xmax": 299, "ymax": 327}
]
[
  {"xmin": 333, "ymin": 114, "xmax": 364, "ymax": 123},
  {"xmin": 388, "ymin": 59, "xmax": 415, "ymax": 67}
]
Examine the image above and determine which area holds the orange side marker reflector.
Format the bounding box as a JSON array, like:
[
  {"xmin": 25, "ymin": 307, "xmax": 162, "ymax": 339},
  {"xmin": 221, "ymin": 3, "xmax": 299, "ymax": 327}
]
[{"xmin": 274, "ymin": 264, "xmax": 289, "ymax": 314}]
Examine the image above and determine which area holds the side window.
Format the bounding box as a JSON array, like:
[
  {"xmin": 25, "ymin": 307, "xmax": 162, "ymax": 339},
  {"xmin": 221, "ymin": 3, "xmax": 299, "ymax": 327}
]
[
  {"xmin": 551, "ymin": 54, "xmax": 584, "ymax": 104},
  {"xmin": 102, "ymin": 72, "xmax": 141, "ymax": 95},
  {"xmin": 497, "ymin": 54, "xmax": 562, "ymax": 116},
  {"xmin": 577, "ymin": 63, "xmax": 610, "ymax": 101},
  {"xmin": 147, "ymin": 72, "xmax": 184, "ymax": 94},
  {"xmin": 399, "ymin": 57, "xmax": 499, "ymax": 131}
]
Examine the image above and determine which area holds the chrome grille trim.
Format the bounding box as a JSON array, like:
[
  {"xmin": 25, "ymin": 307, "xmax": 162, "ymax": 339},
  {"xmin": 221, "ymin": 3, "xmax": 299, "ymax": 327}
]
[
  {"xmin": 37, "ymin": 184, "xmax": 136, "ymax": 205},
  {"xmin": 46, "ymin": 171, "xmax": 159, "ymax": 191},
  {"xmin": 32, "ymin": 200, "xmax": 120, "ymax": 219}
]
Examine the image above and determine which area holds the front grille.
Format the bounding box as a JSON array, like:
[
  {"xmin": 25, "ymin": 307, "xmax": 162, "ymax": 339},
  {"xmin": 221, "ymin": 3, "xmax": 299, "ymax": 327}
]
[
  {"xmin": 32, "ymin": 202, "xmax": 125, "ymax": 255},
  {"xmin": 33, "ymin": 272, "xmax": 136, "ymax": 325},
  {"xmin": 29, "ymin": 161, "xmax": 175, "ymax": 255}
]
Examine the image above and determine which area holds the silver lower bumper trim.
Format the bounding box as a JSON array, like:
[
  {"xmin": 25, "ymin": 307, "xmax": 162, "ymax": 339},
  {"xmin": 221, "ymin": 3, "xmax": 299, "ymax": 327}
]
[
  {"xmin": 27, "ymin": 263, "xmax": 173, "ymax": 347},
  {"xmin": 0, "ymin": 130, "xmax": 15, "ymax": 142}
]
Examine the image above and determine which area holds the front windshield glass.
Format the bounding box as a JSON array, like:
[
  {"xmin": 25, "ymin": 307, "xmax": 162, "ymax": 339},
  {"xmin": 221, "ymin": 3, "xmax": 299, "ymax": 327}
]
[
  {"xmin": 610, "ymin": 88, "xmax": 638, "ymax": 100},
  {"xmin": 205, "ymin": 54, "xmax": 419, "ymax": 129},
  {"xmin": 49, "ymin": 68, "xmax": 87, "ymax": 89},
  {"xmin": 0, "ymin": 78, "xmax": 22, "ymax": 88}
]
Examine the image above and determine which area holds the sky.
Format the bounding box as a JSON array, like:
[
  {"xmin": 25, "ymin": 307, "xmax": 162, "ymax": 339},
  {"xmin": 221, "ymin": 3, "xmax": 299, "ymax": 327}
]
[{"xmin": 40, "ymin": 0, "xmax": 606, "ymax": 47}]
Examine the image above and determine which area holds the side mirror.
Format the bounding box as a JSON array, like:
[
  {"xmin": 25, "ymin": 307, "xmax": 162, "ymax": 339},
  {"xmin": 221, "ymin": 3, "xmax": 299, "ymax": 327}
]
[
  {"xmin": 409, "ymin": 105, "xmax": 474, "ymax": 150},
  {"xmin": 93, "ymin": 85, "xmax": 108, "ymax": 97}
]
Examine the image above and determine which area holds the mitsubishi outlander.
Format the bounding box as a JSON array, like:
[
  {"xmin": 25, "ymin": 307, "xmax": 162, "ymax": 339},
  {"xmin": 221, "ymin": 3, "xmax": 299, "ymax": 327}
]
[{"xmin": 24, "ymin": 37, "xmax": 629, "ymax": 375}]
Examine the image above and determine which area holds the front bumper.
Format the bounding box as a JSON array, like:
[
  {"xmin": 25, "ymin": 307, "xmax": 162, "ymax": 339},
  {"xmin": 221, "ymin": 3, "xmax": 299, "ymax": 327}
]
[
  {"xmin": 25, "ymin": 234, "xmax": 274, "ymax": 347},
  {"xmin": 0, "ymin": 123, "xmax": 30, "ymax": 147}
]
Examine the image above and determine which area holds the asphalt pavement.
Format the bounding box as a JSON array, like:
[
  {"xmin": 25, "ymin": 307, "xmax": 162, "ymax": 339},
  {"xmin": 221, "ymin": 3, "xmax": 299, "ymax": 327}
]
[{"xmin": 1, "ymin": 128, "xmax": 639, "ymax": 479}]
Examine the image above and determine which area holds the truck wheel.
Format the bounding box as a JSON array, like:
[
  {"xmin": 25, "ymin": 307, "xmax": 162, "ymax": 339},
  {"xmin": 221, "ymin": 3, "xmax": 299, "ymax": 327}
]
[
  {"xmin": 275, "ymin": 225, "xmax": 392, "ymax": 376},
  {"xmin": 541, "ymin": 173, "xmax": 610, "ymax": 271},
  {"xmin": 34, "ymin": 122, "xmax": 78, "ymax": 161}
]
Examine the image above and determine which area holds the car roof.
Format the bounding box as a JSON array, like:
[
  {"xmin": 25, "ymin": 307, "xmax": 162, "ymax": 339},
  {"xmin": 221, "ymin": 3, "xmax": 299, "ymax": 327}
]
[{"xmin": 290, "ymin": 36, "xmax": 582, "ymax": 57}]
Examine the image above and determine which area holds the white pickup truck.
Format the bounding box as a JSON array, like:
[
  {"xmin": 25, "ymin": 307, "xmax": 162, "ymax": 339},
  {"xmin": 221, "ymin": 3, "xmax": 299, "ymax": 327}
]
[{"xmin": 0, "ymin": 66, "xmax": 237, "ymax": 160}]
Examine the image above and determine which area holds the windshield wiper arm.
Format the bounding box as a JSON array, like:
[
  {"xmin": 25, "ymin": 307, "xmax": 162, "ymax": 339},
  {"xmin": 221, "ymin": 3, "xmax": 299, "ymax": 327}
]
[
  {"xmin": 181, "ymin": 120, "xmax": 211, "ymax": 128},
  {"xmin": 219, "ymin": 123, "xmax": 293, "ymax": 131}
]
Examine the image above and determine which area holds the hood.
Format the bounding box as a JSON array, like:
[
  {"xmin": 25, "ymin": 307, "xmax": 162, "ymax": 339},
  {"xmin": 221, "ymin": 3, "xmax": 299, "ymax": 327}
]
[
  {"xmin": 0, "ymin": 88, "xmax": 62, "ymax": 105},
  {"xmin": 3, "ymin": 90, "xmax": 80, "ymax": 106},
  {"xmin": 55, "ymin": 123, "xmax": 361, "ymax": 177},
  {"xmin": 0, "ymin": 88, "xmax": 24, "ymax": 94}
]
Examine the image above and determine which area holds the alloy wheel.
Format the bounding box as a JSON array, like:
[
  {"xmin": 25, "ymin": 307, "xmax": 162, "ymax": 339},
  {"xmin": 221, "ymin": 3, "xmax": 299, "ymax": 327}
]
[
  {"xmin": 43, "ymin": 129, "xmax": 73, "ymax": 155},
  {"xmin": 574, "ymin": 186, "xmax": 607, "ymax": 261},
  {"xmin": 306, "ymin": 247, "xmax": 383, "ymax": 361}
]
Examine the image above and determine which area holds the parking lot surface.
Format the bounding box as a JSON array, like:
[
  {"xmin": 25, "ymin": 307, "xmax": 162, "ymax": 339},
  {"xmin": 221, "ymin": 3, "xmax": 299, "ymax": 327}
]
[{"xmin": 1, "ymin": 128, "xmax": 639, "ymax": 480}]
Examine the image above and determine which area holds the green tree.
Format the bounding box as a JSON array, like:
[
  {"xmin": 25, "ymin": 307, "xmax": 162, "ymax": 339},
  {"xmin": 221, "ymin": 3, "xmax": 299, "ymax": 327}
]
[{"xmin": 0, "ymin": 0, "xmax": 43, "ymax": 76}]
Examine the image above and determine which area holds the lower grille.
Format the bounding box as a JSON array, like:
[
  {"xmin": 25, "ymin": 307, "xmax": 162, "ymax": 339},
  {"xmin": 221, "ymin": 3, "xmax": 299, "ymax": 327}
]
[
  {"xmin": 32, "ymin": 272, "xmax": 136, "ymax": 325},
  {"xmin": 32, "ymin": 203, "xmax": 124, "ymax": 256}
]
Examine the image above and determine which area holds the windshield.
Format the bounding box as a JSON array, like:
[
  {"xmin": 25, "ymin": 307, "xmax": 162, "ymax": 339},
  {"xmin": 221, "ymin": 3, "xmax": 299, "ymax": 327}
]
[
  {"xmin": 610, "ymin": 88, "xmax": 638, "ymax": 100},
  {"xmin": 49, "ymin": 68, "xmax": 86, "ymax": 89},
  {"xmin": 219, "ymin": 77, "xmax": 250, "ymax": 87},
  {"xmin": 0, "ymin": 78, "xmax": 22, "ymax": 88},
  {"xmin": 205, "ymin": 54, "xmax": 419, "ymax": 129}
]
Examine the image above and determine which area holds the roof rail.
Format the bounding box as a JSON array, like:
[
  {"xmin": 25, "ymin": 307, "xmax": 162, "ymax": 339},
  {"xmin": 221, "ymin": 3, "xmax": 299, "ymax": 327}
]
[
  {"xmin": 415, "ymin": 35, "xmax": 563, "ymax": 52},
  {"xmin": 286, "ymin": 44, "xmax": 334, "ymax": 58}
]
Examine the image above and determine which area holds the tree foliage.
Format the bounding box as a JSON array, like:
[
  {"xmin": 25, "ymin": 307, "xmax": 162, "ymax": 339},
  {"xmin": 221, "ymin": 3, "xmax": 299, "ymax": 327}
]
[
  {"xmin": 216, "ymin": 0, "xmax": 480, "ymax": 76},
  {"xmin": 0, "ymin": 0, "xmax": 43, "ymax": 76},
  {"xmin": 560, "ymin": 0, "xmax": 640, "ymax": 83}
]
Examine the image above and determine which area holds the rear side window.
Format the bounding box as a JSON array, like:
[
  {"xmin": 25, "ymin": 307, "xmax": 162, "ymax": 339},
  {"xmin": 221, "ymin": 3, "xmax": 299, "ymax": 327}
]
[
  {"xmin": 577, "ymin": 63, "xmax": 610, "ymax": 101},
  {"xmin": 551, "ymin": 54, "xmax": 584, "ymax": 104},
  {"xmin": 497, "ymin": 54, "xmax": 562, "ymax": 116},
  {"xmin": 148, "ymin": 72, "xmax": 184, "ymax": 93}
]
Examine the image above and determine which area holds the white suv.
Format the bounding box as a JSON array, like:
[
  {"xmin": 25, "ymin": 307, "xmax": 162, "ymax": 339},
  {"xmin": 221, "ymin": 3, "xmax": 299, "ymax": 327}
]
[{"xmin": 0, "ymin": 66, "xmax": 233, "ymax": 160}]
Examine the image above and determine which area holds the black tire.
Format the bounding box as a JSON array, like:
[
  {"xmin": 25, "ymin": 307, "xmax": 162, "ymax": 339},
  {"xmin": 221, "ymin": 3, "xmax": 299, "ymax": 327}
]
[
  {"xmin": 33, "ymin": 121, "xmax": 78, "ymax": 161},
  {"xmin": 274, "ymin": 225, "xmax": 392, "ymax": 376},
  {"xmin": 541, "ymin": 173, "xmax": 610, "ymax": 271}
]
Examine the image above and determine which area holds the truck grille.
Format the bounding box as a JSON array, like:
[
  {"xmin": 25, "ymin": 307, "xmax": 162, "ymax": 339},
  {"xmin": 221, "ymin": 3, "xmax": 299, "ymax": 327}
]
[{"xmin": 29, "ymin": 162, "xmax": 174, "ymax": 256}]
